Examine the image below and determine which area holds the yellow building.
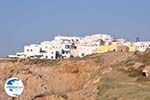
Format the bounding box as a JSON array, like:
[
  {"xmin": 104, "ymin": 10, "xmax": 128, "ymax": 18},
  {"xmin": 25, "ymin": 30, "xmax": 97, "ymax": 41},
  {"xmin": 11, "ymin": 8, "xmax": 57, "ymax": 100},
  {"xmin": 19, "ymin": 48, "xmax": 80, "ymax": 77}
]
[
  {"xmin": 97, "ymin": 42, "xmax": 136, "ymax": 53},
  {"xmin": 97, "ymin": 42, "xmax": 118, "ymax": 53}
]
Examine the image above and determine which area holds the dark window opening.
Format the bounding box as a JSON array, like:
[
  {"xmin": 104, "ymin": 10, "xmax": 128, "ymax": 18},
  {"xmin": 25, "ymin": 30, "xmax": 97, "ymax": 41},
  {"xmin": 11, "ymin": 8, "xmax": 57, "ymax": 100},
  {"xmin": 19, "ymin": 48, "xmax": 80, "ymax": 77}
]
[
  {"xmin": 62, "ymin": 50, "xmax": 65, "ymax": 54},
  {"xmin": 121, "ymin": 49, "xmax": 123, "ymax": 52},
  {"xmin": 82, "ymin": 53, "xmax": 85, "ymax": 56},
  {"xmin": 113, "ymin": 49, "xmax": 116, "ymax": 52},
  {"xmin": 65, "ymin": 45, "xmax": 70, "ymax": 49}
]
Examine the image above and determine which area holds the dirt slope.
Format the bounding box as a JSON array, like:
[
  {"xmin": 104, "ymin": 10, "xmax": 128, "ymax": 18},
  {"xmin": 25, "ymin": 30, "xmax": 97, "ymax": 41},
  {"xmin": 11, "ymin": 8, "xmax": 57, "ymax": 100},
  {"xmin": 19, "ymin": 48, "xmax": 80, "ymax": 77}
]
[{"xmin": 0, "ymin": 52, "xmax": 150, "ymax": 100}]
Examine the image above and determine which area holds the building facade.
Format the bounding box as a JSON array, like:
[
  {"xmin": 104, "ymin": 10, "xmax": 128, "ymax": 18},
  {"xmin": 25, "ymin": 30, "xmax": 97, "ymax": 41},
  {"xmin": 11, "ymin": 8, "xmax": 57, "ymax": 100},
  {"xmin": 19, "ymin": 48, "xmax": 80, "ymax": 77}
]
[{"xmin": 8, "ymin": 34, "xmax": 150, "ymax": 59}]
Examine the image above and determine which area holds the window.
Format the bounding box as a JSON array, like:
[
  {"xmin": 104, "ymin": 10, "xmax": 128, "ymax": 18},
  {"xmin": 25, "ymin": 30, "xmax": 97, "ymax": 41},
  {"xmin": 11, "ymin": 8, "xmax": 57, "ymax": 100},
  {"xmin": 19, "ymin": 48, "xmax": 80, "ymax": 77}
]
[
  {"xmin": 51, "ymin": 52, "xmax": 53, "ymax": 54},
  {"xmin": 65, "ymin": 45, "xmax": 70, "ymax": 49},
  {"xmin": 120, "ymin": 49, "xmax": 123, "ymax": 52},
  {"xmin": 30, "ymin": 49, "xmax": 33, "ymax": 52},
  {"xmin": 74, "ymin": 46, "xmax": 77, "ymax": 49},
  {"xmin": 66, "ymin": 51, "xmax": 69, "ymax": 54},
  {"xmin": 62, "ymin": 50, "xmax": 65, "ymax": 54},
  {"xmin": 113, "ymin": 49, "xmax": 116, "ymax": 52},
  {"xmin": 82, "ymin": 53, "xmax": 85, "ymax": 57},
  {"xmin": 45, "ymin": 56, "xmax": 48, "ymax": 58},
  {"xmin": 27, "ymin": 49, "xmax": 29, "ymax": 52},
  {"xmin": 51, "ymin": 56, "xmax": 53, "ymax": 59}
]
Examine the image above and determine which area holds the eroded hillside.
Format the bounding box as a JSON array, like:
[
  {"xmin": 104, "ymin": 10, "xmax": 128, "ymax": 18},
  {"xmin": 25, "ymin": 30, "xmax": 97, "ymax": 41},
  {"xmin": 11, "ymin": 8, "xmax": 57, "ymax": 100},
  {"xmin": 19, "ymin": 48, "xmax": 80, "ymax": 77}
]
[{"xmin": 0, "ymin": 51, "xmax": 150, "ymax": 100}]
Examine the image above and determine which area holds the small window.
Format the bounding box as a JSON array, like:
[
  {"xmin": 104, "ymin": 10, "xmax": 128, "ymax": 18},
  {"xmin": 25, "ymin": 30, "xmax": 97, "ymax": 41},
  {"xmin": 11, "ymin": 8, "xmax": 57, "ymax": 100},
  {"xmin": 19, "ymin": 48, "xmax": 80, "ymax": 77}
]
[
  {"xmin": 45, "ymin": 56, "xmax": 48, "ymax": 58},
  {"xmin": 121, "ymin": 49, "xmax": 123, "ymax": 52},
  {"xmin": 31, "ymin": 49, "xmax": 33, "ymax": 52},
  {"xmin": 27, "ymin": 49, "xmax": 29, "ymax": 51},
  {"xmin": 113, "ymin": 49, "xmax": 116, "ymax": 52},
  {"xmin": 66, "ymin": 52, "xmax": 69, "ymax": 54},
  {"xmin": 82, "ymin": 53, "xmax": 85, "ymax": 56},
  {"xmin": 51, "ymin": 56, "xmax": 53, "ymax": 59},
  {"xmin": 65, "ymin": 45, "xmax": 70, "ymax": 49},
  {"xmin": 62, "ymin": 50, "xmax": 65, "ymax": 54},
  {"xmin": 51, "ymin": 52, "xmax": 53, "ymax": 54}
]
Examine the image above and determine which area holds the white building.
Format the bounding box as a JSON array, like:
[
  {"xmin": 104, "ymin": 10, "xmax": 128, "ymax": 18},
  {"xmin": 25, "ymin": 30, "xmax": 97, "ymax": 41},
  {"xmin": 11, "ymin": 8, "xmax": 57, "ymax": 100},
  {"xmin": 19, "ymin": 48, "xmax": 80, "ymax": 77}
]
[
  {"xmin": 74, "ymin": 34, "xmax": 113, "ymax": 57},
  {"xmin": 8, "ymin": 52, "xmax": 25, "ymax": 58},
  {"xmin": 134, "ymin": 42, "xmax": 150, "ymax": 52},
  {"xmin": 24, "ymin": 44, "xmax": 43, "ymax": 58},
  {"xmin": 79, "ymin": 34, "xmax": 114, "ymax": 46},
  {"xmin": 8, "ymin": 33, "xmax": 132, "ymax": 59},
  {"xmin": 14, "ymin": 34, "xmax": 113, "ymax": 59},
  {"xmin": 77, "ymin": 45, "xmax": 97, "ymax": 57}
]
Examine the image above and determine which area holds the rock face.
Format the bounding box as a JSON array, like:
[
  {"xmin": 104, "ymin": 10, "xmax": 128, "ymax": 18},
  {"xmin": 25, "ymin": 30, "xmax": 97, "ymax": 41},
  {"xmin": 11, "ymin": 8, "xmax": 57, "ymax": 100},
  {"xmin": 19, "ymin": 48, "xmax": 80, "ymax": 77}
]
[
  {"xmin": 0, "ymin": 52, "xmax": 150, "ymax": 100},
  {"xmin": 0, "ymin": 57, "xmax": 101, "ymax": 100}
]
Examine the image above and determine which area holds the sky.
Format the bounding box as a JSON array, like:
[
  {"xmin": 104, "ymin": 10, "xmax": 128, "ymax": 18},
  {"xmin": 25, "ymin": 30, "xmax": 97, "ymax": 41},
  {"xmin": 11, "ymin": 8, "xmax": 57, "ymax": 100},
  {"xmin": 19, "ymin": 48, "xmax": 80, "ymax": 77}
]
[{"xmin": 0, "ymin": 0, "xmax": 150, "ymax": 56}]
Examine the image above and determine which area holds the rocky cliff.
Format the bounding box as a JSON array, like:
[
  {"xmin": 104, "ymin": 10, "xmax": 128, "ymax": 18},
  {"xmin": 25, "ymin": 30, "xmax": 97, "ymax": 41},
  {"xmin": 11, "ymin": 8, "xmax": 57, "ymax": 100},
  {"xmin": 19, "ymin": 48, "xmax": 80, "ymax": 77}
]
[{"xmin": 1, "ymin": 52, "xmax": 150, "ymax": 100}]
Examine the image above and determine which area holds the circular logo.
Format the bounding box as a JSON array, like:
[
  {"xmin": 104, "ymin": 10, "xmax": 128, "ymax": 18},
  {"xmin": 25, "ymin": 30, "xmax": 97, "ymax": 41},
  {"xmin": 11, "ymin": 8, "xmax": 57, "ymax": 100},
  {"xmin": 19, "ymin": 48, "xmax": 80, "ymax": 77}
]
[{"xmin": 4, "ymin": 77, "xmax": 24, "ymax": 97}]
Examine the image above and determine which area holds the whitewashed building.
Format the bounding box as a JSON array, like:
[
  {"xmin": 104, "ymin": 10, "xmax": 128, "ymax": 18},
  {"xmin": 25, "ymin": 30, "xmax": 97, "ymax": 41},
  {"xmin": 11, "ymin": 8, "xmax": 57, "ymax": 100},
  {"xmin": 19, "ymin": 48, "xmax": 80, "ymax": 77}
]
[
  {"xmin": 77, "ymin": 45, "xmax": 97, "ymax": 57},
  {"xmin": 74, "ymin": 34, "xmax": 114, "ymax": 57},
  {"xmin": 9, "ymin": 33, "xmax": 135, "ymax": 59},
  {"xmin": 24, "ymin": 44, "xmax": 43, "ymax": 58},
  {"xmin": 134, "ymin": 42, "xmax": 150, "ymax": 52}
]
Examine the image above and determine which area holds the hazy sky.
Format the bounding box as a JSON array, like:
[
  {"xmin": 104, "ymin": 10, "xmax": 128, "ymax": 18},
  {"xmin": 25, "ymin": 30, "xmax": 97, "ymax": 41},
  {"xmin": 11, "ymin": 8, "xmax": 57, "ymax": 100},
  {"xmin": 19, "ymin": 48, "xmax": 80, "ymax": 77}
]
[{"xmin": 0, "ymin": 0, "xmax": 150, "ymax": 56}]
